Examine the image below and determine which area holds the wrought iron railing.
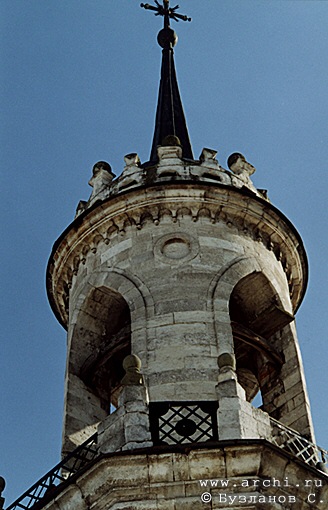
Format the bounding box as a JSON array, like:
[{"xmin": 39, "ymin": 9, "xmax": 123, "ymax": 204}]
[
  {"xmin": 6, "ymin": 412, "xmax": 327, "ymax": 510},
  {"xmin": 270, "ymin": 417, "xmax": 327, "ymax": 469},
  {"xmin": 149, "ymin": 401, "xmax": 218, "ymax": 446},
  {"xmin": 6, "ymin": 434, "xmax": 98, "ymax": 510}
]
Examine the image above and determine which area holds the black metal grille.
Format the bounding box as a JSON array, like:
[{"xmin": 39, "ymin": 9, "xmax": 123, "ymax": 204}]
[
  {"xmin": 149, "ymin": 401, "xmax": 218, "ymax": 445},
  {"xmin": 6, "ymin": 434, "xmax": 98, "ymax": 510}
]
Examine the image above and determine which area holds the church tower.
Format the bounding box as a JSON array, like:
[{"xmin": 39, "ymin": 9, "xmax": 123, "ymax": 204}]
[{"xmin": 6, "ymin": 2, "xmax": 327, "ymax": 509}]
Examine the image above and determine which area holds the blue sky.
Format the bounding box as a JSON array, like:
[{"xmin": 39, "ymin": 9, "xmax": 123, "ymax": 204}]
[{"xmin": 1, "ymin": 0, "xmax": 328, "ymax": 505}]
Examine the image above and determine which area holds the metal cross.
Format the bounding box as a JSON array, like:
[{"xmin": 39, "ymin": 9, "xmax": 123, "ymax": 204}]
[{"xmin": 140, "ymin": 1, "xmax": 191, "ymax": 28}]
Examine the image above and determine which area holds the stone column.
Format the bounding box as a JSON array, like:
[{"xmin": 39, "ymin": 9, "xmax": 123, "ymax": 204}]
[
  {"xmin": 98, "ymin": 355, "xmax": 152, "ymax": 453},
  {"xmin": 216, "ymin": 353, "xmax": 271, "ymax": 440}
]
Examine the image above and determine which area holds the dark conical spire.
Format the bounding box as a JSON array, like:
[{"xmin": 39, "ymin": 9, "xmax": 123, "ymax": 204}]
[{"xmin": 141, "ymin": 1, "xmax": 194, "ymax": 162}]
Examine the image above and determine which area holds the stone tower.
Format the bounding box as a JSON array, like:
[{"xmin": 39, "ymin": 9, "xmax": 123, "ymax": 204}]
[{"xmin": 6, "ymin": 2, "xmax": 327, "ymax": 510}]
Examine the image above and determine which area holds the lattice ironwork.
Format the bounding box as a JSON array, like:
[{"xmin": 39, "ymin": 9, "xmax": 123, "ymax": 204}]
[
  {"xmin": 149, "ymin": 401, "xmax": 218, "ymax": 445},
  {"xmin": 6, "ymin": 434, "xmax": 98, "ymax": 510},
  {"xmin": 270, "ymin": 418, "xmax": 328, "ymax": 468}
]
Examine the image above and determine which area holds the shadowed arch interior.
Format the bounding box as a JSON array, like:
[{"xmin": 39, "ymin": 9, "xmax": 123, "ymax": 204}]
[
  {"xmin": 73, "ymin": 286, "xmax": 131, "ymax": 411},
  {"xmin": 229, "ymin": 272, "xmax": 292, "ymax": 405}
]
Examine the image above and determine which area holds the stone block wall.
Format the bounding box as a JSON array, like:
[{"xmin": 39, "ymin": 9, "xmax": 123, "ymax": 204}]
[
  {"xmin": 47, "ymin": 182, "xmax": 312, "ymax": 453},
  {"xmin": 42, "ymin": 443, "xmax": 328, "ymax": 510}
]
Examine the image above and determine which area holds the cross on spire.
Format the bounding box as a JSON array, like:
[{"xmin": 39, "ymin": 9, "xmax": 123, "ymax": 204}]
[
  {"xmin": 141, "ymin": 0, "xmax": 193, "ymax": 163},
  {"xmin": 140, "ymin": 1, "xmax": 191, "ymax": 29}
]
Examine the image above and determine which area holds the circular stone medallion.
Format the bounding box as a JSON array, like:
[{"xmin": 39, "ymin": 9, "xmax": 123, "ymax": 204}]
[
  {"xmin": 154, "ymin": 233, "xmax": 199, "ymax": 264},
  {"xmin": 162, "ymin": 237, "xmax": 190, "ymax": 259}
]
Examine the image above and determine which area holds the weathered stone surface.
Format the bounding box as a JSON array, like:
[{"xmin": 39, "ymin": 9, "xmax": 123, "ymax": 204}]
[
  {"xmin": 98, "ymin": 384, "xmax": 151, "ymax": 454},
  {"xmin": 43, "ymin": 444, "xmax": 327, "ymax": 510},
  {"xmin": 42, "ymin": 145, "xmax": 324, "ymax": 510}
]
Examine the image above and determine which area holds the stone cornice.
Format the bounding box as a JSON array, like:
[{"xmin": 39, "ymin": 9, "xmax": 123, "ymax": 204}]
[
  {"xmin": 47, "ymin": 182, "xmax": 308, "ymax": 329},
  {"xmin": 26, "ymin": 439, "xmax": 328, "ymax": 510}
]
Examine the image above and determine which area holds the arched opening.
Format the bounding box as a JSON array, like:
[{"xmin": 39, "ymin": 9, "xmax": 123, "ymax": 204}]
[
  {"xmin": 63, "ymin": 272, "xmax": 152, "ymax": 454},
  {"xmin": 229, "ymin": 272, "xmax": 293, "ymax": 408},
  {"xmin": 75, "ymin": 287, "xmax": 131, "ymax": 411}
]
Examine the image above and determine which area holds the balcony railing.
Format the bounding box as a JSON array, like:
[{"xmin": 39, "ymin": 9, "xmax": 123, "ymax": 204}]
[
  {"xmin": 6, "ymin": 434, "xmax": 98, "ymax": 510},
  {"xmin": 270, "ymin": 417, "xmax": 327, "ymax": 469},
  {"xmin": 6, "ymin": 414, "xmax": 327, "ymax": 510}
]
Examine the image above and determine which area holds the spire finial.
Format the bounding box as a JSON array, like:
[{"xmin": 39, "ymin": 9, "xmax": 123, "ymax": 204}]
[
  {"xmin": 140, "ymin": 1, "xmax": 194, "ymax": 163},
  {"xmin": 141, "ymin": 1, "xmax": 191, "ymax": 29}
]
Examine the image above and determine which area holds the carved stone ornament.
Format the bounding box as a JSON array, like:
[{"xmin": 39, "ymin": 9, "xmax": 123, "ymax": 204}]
[
  {"xmin": 154, "ymin": 232, "xmax": 199, "ymax": 264},
  {"xmin": 47, "ymin": 185, "xmax": 307, "ymax": 328},
  {"xmin": 84, "ymin": 146, "xmax": 266, "ymax": 206},
  {"xmin": 121, "ymin": 354, "xmax": 144, "ymax": 386}
]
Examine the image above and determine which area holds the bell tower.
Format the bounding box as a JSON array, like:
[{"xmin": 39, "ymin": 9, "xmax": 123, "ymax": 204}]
[{"xmin": 7, "ymin": 2, "xmax": 327, "ymax": 510}]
